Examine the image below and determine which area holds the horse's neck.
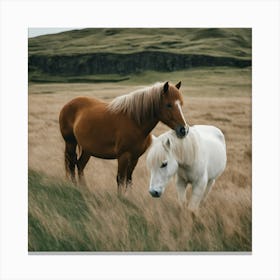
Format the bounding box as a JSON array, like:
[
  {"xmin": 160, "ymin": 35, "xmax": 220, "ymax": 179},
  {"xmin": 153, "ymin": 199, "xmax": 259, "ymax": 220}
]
[{"xmin": 141, "ymin": 117, "xmax": 159, "ymax": 136}]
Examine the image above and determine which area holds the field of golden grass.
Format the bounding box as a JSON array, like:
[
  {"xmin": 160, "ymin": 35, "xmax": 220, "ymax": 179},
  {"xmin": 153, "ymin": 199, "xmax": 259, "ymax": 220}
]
[{"xmin": 28, "ymin": 74, "xmax": 251, "ymax": 251}]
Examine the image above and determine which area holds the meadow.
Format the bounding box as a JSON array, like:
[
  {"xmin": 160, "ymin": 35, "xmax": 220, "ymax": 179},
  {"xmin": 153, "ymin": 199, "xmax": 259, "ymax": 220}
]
[{"xmin": 28, "ymin": 67, "xmax": 252, "ymax": 252}]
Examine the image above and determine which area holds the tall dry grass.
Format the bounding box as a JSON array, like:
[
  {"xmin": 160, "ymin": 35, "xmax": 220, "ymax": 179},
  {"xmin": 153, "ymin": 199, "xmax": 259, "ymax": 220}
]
[
  {"xmin": 28, "ymin": 74, "xmax": 251, "ymax": 251},
  {"xmin": 29, "ymin": 169, "xmax": 251, "ymax": 251}
]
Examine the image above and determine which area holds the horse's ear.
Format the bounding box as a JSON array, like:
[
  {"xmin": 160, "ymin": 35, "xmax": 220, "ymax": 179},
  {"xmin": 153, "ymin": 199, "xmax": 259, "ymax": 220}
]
[
  {"xmin": 175, "ymin": 81, "xmax": 181, "ymax": 89},
  {"xmin": 163, "ymin": 138, "xmax": 171, "ymax": 151},
  {"xmin": 163, "ymin": 81, "xmax": 169, "ymax": 94}
]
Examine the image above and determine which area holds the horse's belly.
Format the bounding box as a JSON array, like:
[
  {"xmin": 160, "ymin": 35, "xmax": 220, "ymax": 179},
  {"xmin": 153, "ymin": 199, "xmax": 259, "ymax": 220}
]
[
  {"xmin": 90, "ymin": 152, "xmax": 116, "ymax": 160},
  {"xmin": 205, "ymin": 142, "xmax": 227, "ymax": 179},
  {"xmin": 195, "ymin": 126, "xmax": 227, "ymax": 179},
  {"xmin": 80, "ymin": 139, "xmax": 117, "ymax": 159},
  {"xmin": 207, "ymin": 153, "xmax": 226, "ymax": 179}
]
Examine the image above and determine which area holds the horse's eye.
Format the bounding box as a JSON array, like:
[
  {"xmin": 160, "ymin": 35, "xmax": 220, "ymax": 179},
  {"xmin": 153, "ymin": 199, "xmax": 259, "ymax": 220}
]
[
  {"xmin": 166, "ymin": 103, "xmax": 172, "ymax": 108},
  {"xmin": 160, "ymin": 162, "xmax": 168, "ymax": 168}
]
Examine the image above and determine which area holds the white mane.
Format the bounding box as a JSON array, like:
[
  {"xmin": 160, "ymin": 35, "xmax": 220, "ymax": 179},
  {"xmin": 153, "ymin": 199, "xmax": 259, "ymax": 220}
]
[{"xmin": 147, "ymin": 130, "xmax": 195, "ymax": 168}]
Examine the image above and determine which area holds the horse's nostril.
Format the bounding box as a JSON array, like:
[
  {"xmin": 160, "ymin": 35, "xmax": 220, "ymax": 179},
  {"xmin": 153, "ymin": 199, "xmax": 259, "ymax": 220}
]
[
  {"xmin": 180, "ymin": 127, "xmax": 186, "ymax": 136},
  {"xmin": 175, "ymin": 126, "xmax": 186, "ymax": 138},
  {"xmin": 150, "ymin": 189, "xmax": 160, "ymax": 198}
]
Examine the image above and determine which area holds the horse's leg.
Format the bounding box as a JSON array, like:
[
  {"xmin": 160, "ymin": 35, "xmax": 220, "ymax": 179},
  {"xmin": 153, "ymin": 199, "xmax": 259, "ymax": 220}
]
[
  {"xmin": 64, "ymin": 141, "xmax": 77, "ymax": 184},
  {"xmin": 201, "ymin": 179, "xmax": 215, "ymax": 203},
  {"xmin": 188, "ymin": 177, "xmax": 207, "ymax": 212},
  {"xmin": 77, "ymin": 150, "xmax": 91, "ymax": 186},
  {"xmin": 176, "ymin": 175, "xmax": 187, "ymax": 206},
  {"xmin": 126, "ymin": 157, "xmax": 139, "ymax": 189},
  {"xmin": 117, "ymin": 153, "xmax": 129, "ymax": 195}
]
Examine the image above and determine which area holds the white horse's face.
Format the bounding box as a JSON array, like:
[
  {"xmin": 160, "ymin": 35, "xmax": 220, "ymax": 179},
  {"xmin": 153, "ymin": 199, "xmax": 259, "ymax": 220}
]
[{"xmin": 148, "ymin": 152, "xmax": 178, "ymax": 198}]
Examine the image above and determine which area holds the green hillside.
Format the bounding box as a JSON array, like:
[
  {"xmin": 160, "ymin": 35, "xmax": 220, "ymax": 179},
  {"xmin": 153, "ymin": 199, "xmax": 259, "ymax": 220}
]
[
  {"xmin": 29, "ymin": 28, "xmax": 251, "ymax": 58},
  {"xmin": 28, "ymin": 28, "xmax": 251, "ymax": 83}
]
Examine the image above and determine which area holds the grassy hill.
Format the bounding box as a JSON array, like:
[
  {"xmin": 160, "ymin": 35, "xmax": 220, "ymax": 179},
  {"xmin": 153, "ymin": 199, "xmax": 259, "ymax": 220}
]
[
  {"xmin": 29, "ymin": 28, "xmax": 251, "ymax": 58},
  {"xmin": 28, "ymin": 28, "xmax": 251, "ymax": 83}
]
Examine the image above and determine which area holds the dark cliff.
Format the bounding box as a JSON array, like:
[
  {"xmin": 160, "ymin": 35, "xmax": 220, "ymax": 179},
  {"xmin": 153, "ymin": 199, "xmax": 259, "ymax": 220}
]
[{"xmin": 28, "ymin": 28, "xmax": 251, "ymax": 82}]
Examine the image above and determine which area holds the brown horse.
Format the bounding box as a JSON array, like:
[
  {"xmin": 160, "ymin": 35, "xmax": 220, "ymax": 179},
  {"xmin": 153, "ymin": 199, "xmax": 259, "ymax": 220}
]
[{"xmin": 59, "ymin": 81, "xmax": 188, "ymax": 193}]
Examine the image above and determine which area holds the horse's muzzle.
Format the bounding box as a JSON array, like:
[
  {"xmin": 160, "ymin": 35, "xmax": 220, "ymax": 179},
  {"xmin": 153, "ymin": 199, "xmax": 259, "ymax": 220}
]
[
  {"xmin": 149, "ymin": 189, "xmax": 161, "ymax": 198},
  {"xmin": 175, "ymin": 125, "xmax": 187, "ymax": 138}
]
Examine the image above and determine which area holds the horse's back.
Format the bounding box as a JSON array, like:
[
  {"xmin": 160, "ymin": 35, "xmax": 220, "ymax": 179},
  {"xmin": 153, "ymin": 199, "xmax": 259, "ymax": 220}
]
[{"xmin": 193, "ymin": 125, "xmax": 225, "ymax": 145}]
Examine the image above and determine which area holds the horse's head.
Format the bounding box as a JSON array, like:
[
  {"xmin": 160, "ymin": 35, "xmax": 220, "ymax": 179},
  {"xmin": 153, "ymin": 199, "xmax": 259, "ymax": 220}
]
[
  {"xmin": 158, "ymin": 81, "xmax": 189, "ymax": 138},
  {"xmin": 147, "ymin": 136, "xmax": 178, "ymax": 198}
]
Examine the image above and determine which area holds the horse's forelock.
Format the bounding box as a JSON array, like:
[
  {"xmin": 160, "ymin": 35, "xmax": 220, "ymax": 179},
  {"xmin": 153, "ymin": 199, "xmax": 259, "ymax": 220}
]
[
  {"xmin": 147, "ymin": 132, "xmax": 177, "ymax": 168},
  {"xmin": 148, "ymin": 128, "xmax": 193, "ymax": 170},
  {"xmin": 147, "ymin": 140, "xmax": 167, "ymax": 169}
]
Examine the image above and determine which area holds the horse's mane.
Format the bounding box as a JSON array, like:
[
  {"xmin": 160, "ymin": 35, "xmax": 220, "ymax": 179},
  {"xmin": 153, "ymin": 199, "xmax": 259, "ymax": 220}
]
[
  {"xmin": 107, "ymin": 82, "xmax": 164, "ymax": 125},
  {"xmin": 147, "ymin": 130, "xmax": 195, "ymax": 168}
]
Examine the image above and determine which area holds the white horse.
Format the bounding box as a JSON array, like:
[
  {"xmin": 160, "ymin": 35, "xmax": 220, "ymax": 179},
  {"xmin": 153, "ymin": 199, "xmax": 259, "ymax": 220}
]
[{"xmin": 146, "ymin": 125, "xmax": 227, "ymax": 211}]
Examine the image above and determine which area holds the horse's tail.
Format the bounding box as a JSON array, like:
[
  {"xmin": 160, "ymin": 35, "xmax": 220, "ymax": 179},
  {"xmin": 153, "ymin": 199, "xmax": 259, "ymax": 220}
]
[
  {"xmin": 59, "ymin": 103, "xmax": 78, "ymax": 183},
  {"xmin": 77, "ymin": 144, "xmax": 82, "ymax": 159},
  {"xmin": 64, "ymin": 138, "xmax": 78, "ymax": 183}
]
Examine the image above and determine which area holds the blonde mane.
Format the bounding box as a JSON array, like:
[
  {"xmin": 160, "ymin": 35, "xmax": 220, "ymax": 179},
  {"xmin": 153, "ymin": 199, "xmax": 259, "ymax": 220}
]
[{"xmin": 107, "ymin": 82, "xmax": 164, "ymax": 125}]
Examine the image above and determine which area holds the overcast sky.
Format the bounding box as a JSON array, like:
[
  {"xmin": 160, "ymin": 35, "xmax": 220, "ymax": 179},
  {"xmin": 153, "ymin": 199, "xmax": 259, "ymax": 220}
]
[{"xmin": 28, "ymin": 28, "xmax": 83, "ymax": 38}]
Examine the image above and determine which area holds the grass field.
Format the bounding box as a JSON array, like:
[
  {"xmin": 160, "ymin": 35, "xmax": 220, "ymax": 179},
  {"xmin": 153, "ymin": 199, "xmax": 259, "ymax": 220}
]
[{"xmin": 28, "ymin": 68, "xmax": 251, "ymax": 252}]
